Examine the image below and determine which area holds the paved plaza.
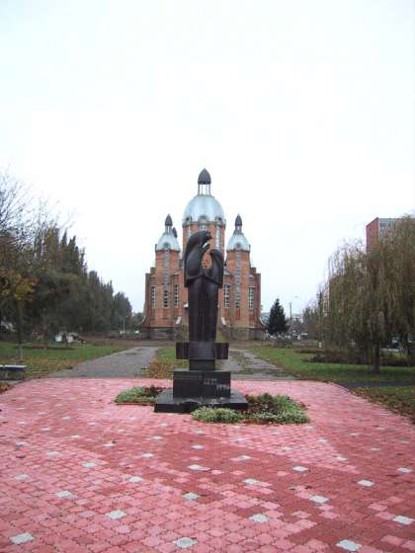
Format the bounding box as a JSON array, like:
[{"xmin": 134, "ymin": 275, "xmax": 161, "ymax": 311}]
[{"xmin": 0, "ymin": 364, "xmax": 414, "ymax": 551}]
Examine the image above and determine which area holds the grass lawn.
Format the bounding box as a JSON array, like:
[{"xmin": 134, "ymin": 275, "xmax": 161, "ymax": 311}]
[
  {"xmin": 354, "ymin": 386, "xmax": 415, "ymax": 423},
  {"xmin": 156, "ymin": 346, "xmax": 188, "ymax": 368},
  {"xmin": 0, "ymin": 341, "xmax": 127, "ymax": 378},
  {"xmin": 250, "ymin": 345, "xmax": 415, "ymax": 383},
  {"xmin": 250, "ymin": 345, "xmax": 415, "ymax": 420}
]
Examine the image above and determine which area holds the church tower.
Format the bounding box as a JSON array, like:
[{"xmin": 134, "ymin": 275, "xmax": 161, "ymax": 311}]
[
  {"xmin": 224, "ymin": 215, "xmax": 262, "ymax": 338},
  {"xmin": 182, "ymin": 169, "xmax": 226, "ymax": 255},
  {"xmin": 142, "ymin": 170, "xmax": 264, "ymax": 340}
]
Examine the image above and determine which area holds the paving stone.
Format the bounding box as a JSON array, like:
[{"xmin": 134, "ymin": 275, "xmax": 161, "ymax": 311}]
[
  {"xmin": 174, "ymin": 537, "xmax": 198, "ymax": 548},
  {"xmin": 183, "ymin": 493, "xmax": 199, "ymax": 501},
  {"xmin": 310, "ymin": 495, "xmax": 329, "ymax": 504},
  {"xmin": 293, "ymin": 466, "xmax": 308, "ymax": 472},
  {"xmin": 337, "ymin": 539, "xmax": 361, "ymax": 551},
  {"xmin": 106, "ymin": 510, "xmax": 127, "ymax": 520},
  {"xmin": 10, "ymin": 532, "xmax": 34, "ymax": 544},
  {"xmin": 393, "ymin": 515, "xmax": 414, "ymax": 525},
  {"xmin": 56, "ymin": 490, "xmax": 75, "ymax": 498},
  {"xmin": 243, "ymin": 478, "xmax": 260, "ymax": 485},
  {"xmin": 188, "ymin": 464, "xmax": 209, "ymax": 471},
  {"xmin": 357, "ymin": 480, "xmax": 375, "ymax": 487},
  {"xmin": 0, "ymin": 374, "xmax": 414, "ymax": 553},
  {"xmin": 128, "ymin": 476, "xmax": 143, "ymax": 483},
  {"xmin": 249, "ymin": 514, "xmax": 269, "ymax": 523}
]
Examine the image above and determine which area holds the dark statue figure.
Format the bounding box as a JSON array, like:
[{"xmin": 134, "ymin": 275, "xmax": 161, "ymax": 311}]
[
  {"xmin": 184, "ymin": 230, "xmax": 224, "ymax": 343},
  {"xmin": 154, "ymin": 228, "xmax": 247, "ymax": 412}
]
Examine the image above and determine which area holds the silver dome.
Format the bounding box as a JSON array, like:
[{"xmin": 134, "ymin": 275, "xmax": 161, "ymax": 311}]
[
  {"xmin": 227, "ymin": 214, "xmax": 250, "ymax": 251},
  {"xmin": 183, "ymin": 194, "xmax": 225, "ymax": 225},
  {"xmin": 156, "ymin": 215, "xmax": 181, "ymax": 251},
  {"xmin": 227, "ymin": 231, "xmax": 250, "ymax": 252},
  {"xmin": 155, "ymin": 231, "xmax": 180, "ymax": 251}
]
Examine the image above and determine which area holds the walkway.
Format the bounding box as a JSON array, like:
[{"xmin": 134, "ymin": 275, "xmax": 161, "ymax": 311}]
[
  {"xmin": 51, "ymin": 346, "xmax": 159, "ymax": 378},
  {"xmin": 1, "ymin": 376, "xmax": 414, "ymax": 552},
  {"xmin": 51, "ymin": 346, "xmax": 293, "ymax": 380}
]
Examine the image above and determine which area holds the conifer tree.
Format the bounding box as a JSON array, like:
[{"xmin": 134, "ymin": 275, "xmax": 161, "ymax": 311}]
[{"xmin": 267, "ymin": 298, "xmax": 289, "ymax": 335}]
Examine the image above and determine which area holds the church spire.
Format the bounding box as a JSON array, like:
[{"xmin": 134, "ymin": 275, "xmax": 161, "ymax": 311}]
[
  {"xmin": 197, "ymin": 168, "xmax": 211, "ymax": 196},
  {"xmin": 165, "ymin": 214, "xmax": 173, "ymax": 233}
]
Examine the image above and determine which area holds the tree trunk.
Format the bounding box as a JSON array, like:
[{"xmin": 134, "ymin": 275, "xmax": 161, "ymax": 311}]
[
  {"xmin": 372, "ymin": 343, "xmax": 381, "ymax": 374},
  {"xmin": 16, "ymin": 301, "xmax": 24, "ymax": 361}
]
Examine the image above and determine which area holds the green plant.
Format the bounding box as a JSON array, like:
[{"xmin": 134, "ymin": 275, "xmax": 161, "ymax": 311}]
[
  {"xmin": 190, "ymin": 394, "xmax": 309, "ymax": 425},
  {"xmin": 115, "ymin": 385, "xmax": 164, "ymax": 404},
  {"xmin": 192, "ymin": 407, "xmax": 243, "ymax": 423},
  {"xmin": 245, "ymin": 393, "xmax": 309, "ymax": 424}
]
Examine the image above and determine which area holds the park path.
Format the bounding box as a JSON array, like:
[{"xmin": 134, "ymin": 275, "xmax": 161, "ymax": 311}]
[
  {"xmin": 51, "ymin": 346, "xmax": 159, "ymax": 378},
  {"xmin": 51, "ymin": 345, "xmax": 294, "ymax": 380}
]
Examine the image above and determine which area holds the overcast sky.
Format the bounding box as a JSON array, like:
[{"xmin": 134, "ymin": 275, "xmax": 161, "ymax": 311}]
[{"xmin": 1, "ymin": 0, "xmax": 414, "ymax": 315}]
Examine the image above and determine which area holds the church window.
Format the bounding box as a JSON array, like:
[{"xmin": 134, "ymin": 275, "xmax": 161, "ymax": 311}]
[
  {"xmin": 235, "ymin": 290, "xmax": 241, "ymax": 309},
  {"xmin": 224, "ymin": 285, "xmax": 230, "ymax": 308},
  {"xmin": 235, "ymin": 250, "xmax": 241, "ymax": 309},
  {"xmin": 163, "ymin": 288, "xmax": 169, "ymax": 308},
  {"xmin": 216, "ymin": 227, "xmax": 221, "ymax": 249},
  {"xmin": 248, "ymin": 287, "xmax": 255, "ymax": 310},
  {"xmin": 174, "ymin": 284, "xmax": 179, "ymax": 307},
  {"xmin": 151, "ymin": 286, "xmax": 156, "ymax": 308}
]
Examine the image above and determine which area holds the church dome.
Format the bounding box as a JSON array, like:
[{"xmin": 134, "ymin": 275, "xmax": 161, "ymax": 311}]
[
  {"xmin": 227, "ymin": 214, "xmax": 250, "ymax": 251},
  {"xmin": 183, "ymin": 169, "xmax": 225, "ymax": 225},
  {"xmin": 155, "ymin": 214, "xmax": 180, "ymax": 251}
]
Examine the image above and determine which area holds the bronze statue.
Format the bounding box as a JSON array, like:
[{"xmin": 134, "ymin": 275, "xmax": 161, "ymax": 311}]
[
  {"xmin": 155, "ymin": 229, "xmax": 247, "ymax": 411},
  {"xmin": 184, "ymin": 230, "xmax": 224, "ymax": 343}
]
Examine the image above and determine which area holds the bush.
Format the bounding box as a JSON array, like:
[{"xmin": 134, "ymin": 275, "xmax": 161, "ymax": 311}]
[
  {"xmin": 192, "ymin": 407, "xmax": 243, "ymax": 423},
  {"xmin": 191, "ymin": 394, "xmax": 309, "ymax": 425},
  {"xmin": 115, "ymin": 385, "xmax": 164, "ymax": 404},
  {"xmin": 145, "ymin": 359, "xmax": 175, "ymax": 379},
  {"xmin": 245, "ymin": 393, "xmax": 309, "ymax": 424}
]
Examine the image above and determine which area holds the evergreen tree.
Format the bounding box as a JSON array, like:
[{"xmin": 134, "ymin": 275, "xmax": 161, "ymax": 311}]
[
  {"xmin": 267, "ymin": 298, "xmax": 289, "ymax": 335},
  {"xmin": 111, "ymin": 292, "xmax": 132, "ymax": 330}
]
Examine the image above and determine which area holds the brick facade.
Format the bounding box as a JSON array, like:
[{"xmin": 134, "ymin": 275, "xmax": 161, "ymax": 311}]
[{"xmin": 142, "ymin": 170, "xmax": 264, "ymax": 340}]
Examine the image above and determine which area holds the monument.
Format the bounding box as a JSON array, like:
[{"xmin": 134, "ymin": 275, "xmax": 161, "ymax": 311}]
[{"xmin": 154, "ymin": 230, "xmax": 248, "ymax": 413}]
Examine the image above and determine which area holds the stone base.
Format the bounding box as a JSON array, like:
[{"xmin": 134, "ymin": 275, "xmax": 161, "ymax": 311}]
[
  {"xmin": 154, "ymin": 388, "xmax": 248, "ymax": 413},
  {"xmin": 173, "ymin": 369, "xmax": 231, "ymax": 398}
]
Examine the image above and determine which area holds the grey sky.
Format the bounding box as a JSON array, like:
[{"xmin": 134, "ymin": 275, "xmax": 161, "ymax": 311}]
[{"xmin": 1, "ymin": 0, "xmax": 413, "ymax": 315}]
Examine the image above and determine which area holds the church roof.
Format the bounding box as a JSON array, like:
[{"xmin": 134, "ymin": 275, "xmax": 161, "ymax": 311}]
[
  {"xmin": 183, "ymin": 170, "xmax": 225, "ymax": 225},
  {"xmin": 155, "ymin": 215, "xmax": 180, "ymax": 251},
  {"xmin": 227, "ymin": 214, "xmax": 250, "ymax": 251}
]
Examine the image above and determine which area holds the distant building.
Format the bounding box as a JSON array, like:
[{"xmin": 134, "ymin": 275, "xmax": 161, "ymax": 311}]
[
  {"xmin": 366, "ymin": 217, "xmax": 399, "ymax": 251},
  {"xmin": 141, "ymin": 169, "xmax": 265, "ymax": 340}
]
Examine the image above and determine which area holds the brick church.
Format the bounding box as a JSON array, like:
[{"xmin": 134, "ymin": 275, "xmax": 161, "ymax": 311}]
[{"xmin": 141, "ymin": 169, "xmax": 264, "ymax": 340}]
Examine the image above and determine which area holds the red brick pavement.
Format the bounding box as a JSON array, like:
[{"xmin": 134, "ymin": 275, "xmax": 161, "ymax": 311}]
[{"xmin": 0, "ymin": 378, "xmax": 414, "ymax": 552}]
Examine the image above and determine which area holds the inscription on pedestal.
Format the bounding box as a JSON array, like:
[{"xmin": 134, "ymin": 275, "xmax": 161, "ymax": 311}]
[{"xmin": 173, "ymin": 369, "xmax": 231, "ymax": 398}]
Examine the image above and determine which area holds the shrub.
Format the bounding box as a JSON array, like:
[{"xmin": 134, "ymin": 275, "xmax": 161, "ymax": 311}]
[
  {"xmin": 115, "ymin": 385, "xmax": 164, "ymax": 404},
  {"xmin": 145, "ymin": 359, "xmax": 174, "ymax": 379},
  {"xmin": 192, "ymin": 407, "xmax": 243, "ymax": 423},
  {"xmin": 245, "ymin": 393, "xmax": 309, "ymax": 424},
  {"xmin": 191, "ymin": 394, "xmax": 309, "ymax": 425}
]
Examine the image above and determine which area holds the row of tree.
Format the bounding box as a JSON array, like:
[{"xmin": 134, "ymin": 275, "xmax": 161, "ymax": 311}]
[
  {"xmin": 304, "ymin": 216, "xmax": 414, "ymax": 371},
  {"xmin": 0, "ymin": 172, "xmax": 134, "ymax": 343}
]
